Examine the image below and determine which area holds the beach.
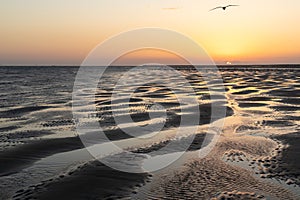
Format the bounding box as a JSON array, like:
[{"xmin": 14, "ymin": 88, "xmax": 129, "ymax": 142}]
[{"xmin": 0, "ymin": 66, "xmax": 299, "ymax": 199}]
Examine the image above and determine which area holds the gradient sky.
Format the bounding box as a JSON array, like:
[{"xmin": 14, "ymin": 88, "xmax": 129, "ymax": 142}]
[{"xmin": 1, "ymin": 0, "xmax": 300, "ymax": 65}]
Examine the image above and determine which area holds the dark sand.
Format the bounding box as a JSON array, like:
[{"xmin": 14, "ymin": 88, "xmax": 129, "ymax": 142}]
[
  {"xmin": 0, "ymin": 137, "xmax": 83, "ymax": 176},
  {"xmin": 13, "ymin": 161, "xmax": 149, "ymax": 200},
  {"xmin": 272, "ymin": 132, "xmax": 300, "ymax": 185},
  {"xmin": 10, "ymin": 132, "xmax": 209, "ymax": 199}
]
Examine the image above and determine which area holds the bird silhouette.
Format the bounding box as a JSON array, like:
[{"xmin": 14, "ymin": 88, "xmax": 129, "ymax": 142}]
[{"xmin": 209, "ymin": 5, "xmax": 239, "ymax": 11}]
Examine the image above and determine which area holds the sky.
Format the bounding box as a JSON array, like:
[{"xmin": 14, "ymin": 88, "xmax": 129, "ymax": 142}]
[{"xmin": 1, "ymin": 0, "xmax": 300, "ymax": 65}]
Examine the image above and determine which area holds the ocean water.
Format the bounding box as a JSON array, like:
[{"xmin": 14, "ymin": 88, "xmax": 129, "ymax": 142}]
[{"xmin": 0, "ymin": 66, "xmax": 299, "ymax": 199}]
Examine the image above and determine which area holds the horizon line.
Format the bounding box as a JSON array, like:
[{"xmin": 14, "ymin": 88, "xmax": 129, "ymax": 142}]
[{"xmin": 1, "ymin": 63, "xmax": 300, "ymax": 67}]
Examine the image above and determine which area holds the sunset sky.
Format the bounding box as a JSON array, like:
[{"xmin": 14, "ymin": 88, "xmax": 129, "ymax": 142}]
[{"xmin": 1, "ymin": 0, "xmax": 300, "ymax": 65}]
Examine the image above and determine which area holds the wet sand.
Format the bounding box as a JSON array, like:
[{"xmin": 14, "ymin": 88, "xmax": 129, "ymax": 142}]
[
  {"xmin": 12, "ymin": 161, "xmax": 150, "ymax": 200},
  {"xmin": 145, "ymin": 116, "xmax": 299, "ymax": 200},
  {"xmin": 273, "ymin": 132, "xmax": 300, "ymax": 185},
  {"xmin": 0, "ymin": 66, "xmax": 299, "ymax": 199},
  {"xmin": 0, "ymin": 137, "xmax": 83, "ymax": 176}
]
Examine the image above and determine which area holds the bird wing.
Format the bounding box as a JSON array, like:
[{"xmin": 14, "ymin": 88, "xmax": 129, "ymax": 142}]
[
  {"xmin": 209, "ymin": 6, "xmax": 223, "ymax": 11},
  {"xmin": 227, "ymin": 5, "xmax": 239, "ymax": 7}
]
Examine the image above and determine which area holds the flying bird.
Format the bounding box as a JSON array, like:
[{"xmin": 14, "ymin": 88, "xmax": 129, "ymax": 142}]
[
  {"xmin": 209, "ymin": 5, "xmax": 239, "ymax": 11},
  {"xmin": 162, "ymin": 7, "xmax": 180, "ymax": 10}
]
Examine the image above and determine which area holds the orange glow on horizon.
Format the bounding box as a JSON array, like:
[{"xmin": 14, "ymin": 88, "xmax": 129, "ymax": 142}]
[{"xmin": 112, "ymin": 49, "xmax": 190, "ymax": 65}]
